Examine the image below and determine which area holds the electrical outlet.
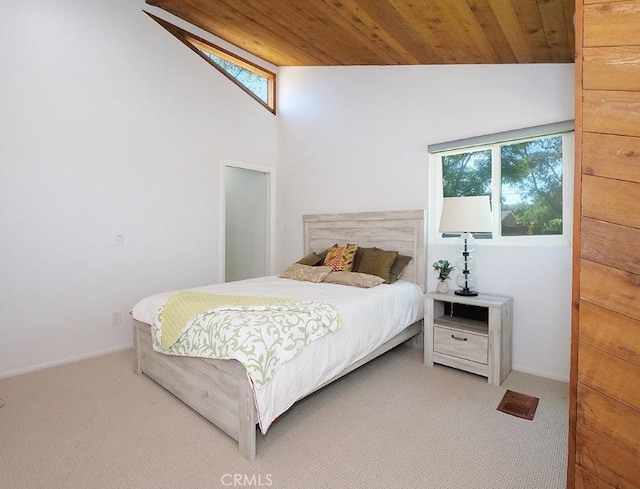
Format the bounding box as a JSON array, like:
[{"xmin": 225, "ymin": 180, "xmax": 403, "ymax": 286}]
[
  {"xmin": 115, "ymin": 234, "xmax": 124, "ymax": 246},
  {"xmin": 112, "ymin": 311, "xmax": 121, "ymax": 326}
]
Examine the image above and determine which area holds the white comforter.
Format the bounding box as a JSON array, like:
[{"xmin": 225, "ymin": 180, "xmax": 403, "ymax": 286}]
[{"xmin": 131, "ymin": 276, "xmax": 424, "ymax": 433}]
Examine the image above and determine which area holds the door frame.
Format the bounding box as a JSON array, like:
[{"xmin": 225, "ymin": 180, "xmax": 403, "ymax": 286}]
[{"xmin": 220, "ymin": 159, "xmax": 276, "ymax": 283}]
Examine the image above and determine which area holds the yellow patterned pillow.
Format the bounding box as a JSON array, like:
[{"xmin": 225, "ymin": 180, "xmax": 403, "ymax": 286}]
[{"xmin": 323, "ymin": 244, "xmax": 358, "ymax": 272}]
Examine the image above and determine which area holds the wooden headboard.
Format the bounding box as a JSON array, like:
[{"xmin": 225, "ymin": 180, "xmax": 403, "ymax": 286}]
[{"xmin": 302, "ymin": 210, "xmax": 427, "ymax": 292}]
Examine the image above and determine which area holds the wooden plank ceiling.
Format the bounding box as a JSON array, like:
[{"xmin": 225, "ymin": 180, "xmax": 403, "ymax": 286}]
[{"xmin": 146, "ymin": 0, "xmax": 575, "ymax": 66}]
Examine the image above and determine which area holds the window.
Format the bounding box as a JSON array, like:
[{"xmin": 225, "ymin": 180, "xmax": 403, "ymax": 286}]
[
  {"xmin": 429, "ymin": 123, "xmax": 574, "ymax": 245},
  {"xmin": 146, "ymin": 12, "xmax": 276, "ymax": 114},
  {"xmin": 199, "ymin": 51, "xmax": 269, "ymax": 105},
  {"xmin": 191, "ymin": 39, "xmax": 275, "ymax": 113}
]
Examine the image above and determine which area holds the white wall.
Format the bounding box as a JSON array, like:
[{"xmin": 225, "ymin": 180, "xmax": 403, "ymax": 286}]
[
  {"xmin": 276, "ymin": 64, "xmax": 574, "ymax": 381},
  {"xmin": 0, "ymin": 0, "xmax": 278, "ymax": 377},
  {"xmin": 0, "ymin": 1, "xmax": 574, "ymax": 382}
]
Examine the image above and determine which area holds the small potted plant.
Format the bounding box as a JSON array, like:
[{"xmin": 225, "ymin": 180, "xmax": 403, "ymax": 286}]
[{"xmin": 433, "ymin": 259, "xmax": 455, "ymax": 293}]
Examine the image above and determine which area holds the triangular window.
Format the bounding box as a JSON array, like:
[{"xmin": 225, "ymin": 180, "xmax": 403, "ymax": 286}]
[
  {"xmin": 199, "ymin": 51, "xmax": 269, "ymax": 105},
  {"xmin": 146, "ymin": 13, "xmax": 276, "ymax": 114}
]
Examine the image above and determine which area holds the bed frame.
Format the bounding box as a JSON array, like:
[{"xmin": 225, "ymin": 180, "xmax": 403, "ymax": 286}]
[{"xmin": 133, "ymin": 209, "xmax": 427, "ymax": 461}]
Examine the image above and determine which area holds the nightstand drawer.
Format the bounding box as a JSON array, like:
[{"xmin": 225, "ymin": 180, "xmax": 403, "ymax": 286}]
[{"xmin": 434, "ymin": 326, "xmax": 488, "ymax": 365}]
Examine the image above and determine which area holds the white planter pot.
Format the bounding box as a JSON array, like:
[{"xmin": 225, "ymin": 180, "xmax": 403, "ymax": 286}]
[{"xmin": 436, "ymin": 281, "xmax": 449, "ymax": 293}]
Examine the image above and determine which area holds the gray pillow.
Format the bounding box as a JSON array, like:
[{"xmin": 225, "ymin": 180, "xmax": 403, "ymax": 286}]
[{"xmin": 389, "ymin": 254, "xmax": 412, "ymax": 284}]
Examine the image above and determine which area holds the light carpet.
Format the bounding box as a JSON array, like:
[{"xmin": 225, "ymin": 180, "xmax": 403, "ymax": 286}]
[{"xmin": 0, "ymin": 346, "xmax": 568, "ymax": 489}]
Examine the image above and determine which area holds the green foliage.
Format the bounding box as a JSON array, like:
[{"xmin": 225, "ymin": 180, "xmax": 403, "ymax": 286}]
[
  {"xmin": 433, "ymin": 260, "xmax": 455, "ymax": 281},
  {"xmin": 442, "ymin": 149, "xmax": 491, "ymax": 198},
  {"xmin": 501, "ymin": 136, "xmax": 563, "ymax": 235},
  {"xmin": 442, "ymin": 136, "xmax": 563, "ymax": 236}
]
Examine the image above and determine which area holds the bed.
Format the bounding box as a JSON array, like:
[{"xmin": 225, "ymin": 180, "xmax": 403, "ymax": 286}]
[{"xmin": 131, "ymin": 209, "xmax": 427, "ymax": 461}]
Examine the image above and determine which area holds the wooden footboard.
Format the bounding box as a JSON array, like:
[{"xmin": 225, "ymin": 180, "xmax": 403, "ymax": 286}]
[
  {"xmin": 133, "ymin": 320, "xmax": 258, "ymax": 461},
  {"xmin": 133, "ymin": 318, "xmax": 422, "ymax": 461}
]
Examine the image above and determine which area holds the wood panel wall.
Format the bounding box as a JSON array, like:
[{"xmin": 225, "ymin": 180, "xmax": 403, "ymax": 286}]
[{"xmin": 570, "ymin": 1, "xmax": 640, "ymax": 488}]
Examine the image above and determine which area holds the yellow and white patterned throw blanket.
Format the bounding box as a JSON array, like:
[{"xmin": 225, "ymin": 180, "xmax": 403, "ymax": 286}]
[{"xmin": 152, "ymin": 291, "xmax": 342, "ymax": 389}]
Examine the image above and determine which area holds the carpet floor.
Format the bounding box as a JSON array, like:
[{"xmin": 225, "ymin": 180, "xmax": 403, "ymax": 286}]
[{"xmin": 0, "ymin": 346, "xmax": 568, "ymax": 489}]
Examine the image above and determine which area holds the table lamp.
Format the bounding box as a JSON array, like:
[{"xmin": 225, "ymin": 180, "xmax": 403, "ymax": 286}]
[{"xmin": 439, "ymin": 196, "xmax": 493, "ymax": 296}]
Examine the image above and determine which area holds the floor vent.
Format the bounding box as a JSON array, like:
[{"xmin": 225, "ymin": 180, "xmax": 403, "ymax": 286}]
[{"xmin": 497, "ymin": 390, "xmax": 539, "ymax": 421}]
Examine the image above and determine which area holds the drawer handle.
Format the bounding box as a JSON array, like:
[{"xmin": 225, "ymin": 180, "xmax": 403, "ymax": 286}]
[{"xmin": 451, "ymin": 334, "xmax": 467, "ymax": 341}]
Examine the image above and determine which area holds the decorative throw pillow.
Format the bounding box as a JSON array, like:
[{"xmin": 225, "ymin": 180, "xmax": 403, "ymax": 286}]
[
  {"xmin": 357, "ymin": 249, "xmax": 398, "ymax": 283},
  {"xmin": 297, "ymin": 252, "xmax": 322, "ymax": 266},
  {"xmin": 279, "ymin": 263, "xmax": 333, "ymax": 283},
  {"xmin": 322, "ymin": 271, "xmax": 384, "ymax": 288},
  {"xmin": 353, "ymin": 247, "xmax": 377, "ymax": 272},
  {"xmin": 315, "ymin": 244, "xmax": 338, "ymax": 265},
  {"xmin": 388, "ymin": 254, "xmax": 412, "ymax": 284},
  {"xmin": 323, "ymin": 244, "xmax": 359, "ymax": 272}
]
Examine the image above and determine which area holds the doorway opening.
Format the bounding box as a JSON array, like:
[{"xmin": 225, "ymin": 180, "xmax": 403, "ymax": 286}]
[{"xmin": 222, "ymin": 161, "xmax": 276, "ymax": 282}]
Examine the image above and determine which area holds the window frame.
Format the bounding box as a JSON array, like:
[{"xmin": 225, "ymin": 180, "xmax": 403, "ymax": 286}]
[
  {"xmin": 188, "ymin": 37, "xmax": 276, "ymax": 114},
  {"xmin": 146, "ymin": 12, "xmax": 276, "ymax": 114},
  {"xmin": 429, "ymin": 130, "xmax": 574, "ymax": 247}
]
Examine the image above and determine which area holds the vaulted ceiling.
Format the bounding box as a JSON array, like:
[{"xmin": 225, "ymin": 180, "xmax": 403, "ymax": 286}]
[{"xmin": 146, "ymin": 0, "xmax": 576, "ymax": 66}]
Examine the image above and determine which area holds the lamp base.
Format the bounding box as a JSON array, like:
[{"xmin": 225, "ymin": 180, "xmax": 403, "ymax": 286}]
[{"xmin": 455, "ymin": 288, "xmax": 479, "ymax": 297}]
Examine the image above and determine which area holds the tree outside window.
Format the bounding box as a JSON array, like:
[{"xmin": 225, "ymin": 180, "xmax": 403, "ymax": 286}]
[
  {"xmin": 440, "ymin": 135, "xmax": 564, "ymax": 238},
  {"xmin": 501, "ymin": 136, "xmax": 563, "ymax": 236},
  {"xmin": 201, "ymin": 52, "xmax": 269, "ymax": 104}
]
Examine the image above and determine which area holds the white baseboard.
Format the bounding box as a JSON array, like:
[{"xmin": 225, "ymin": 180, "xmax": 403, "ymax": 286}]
[
  {"xmin": 512, "ymin": 364, "xmax": 569, "ymax": 383},
  {"xmin": 0, "ymin": 343, "xmax": 133, "ymax": 380}
]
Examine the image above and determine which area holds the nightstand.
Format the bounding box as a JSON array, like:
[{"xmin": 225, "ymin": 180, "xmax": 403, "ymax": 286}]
[{"xmin": 424, "ymin": 291, "xmax": 512, "ymax": 386}]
